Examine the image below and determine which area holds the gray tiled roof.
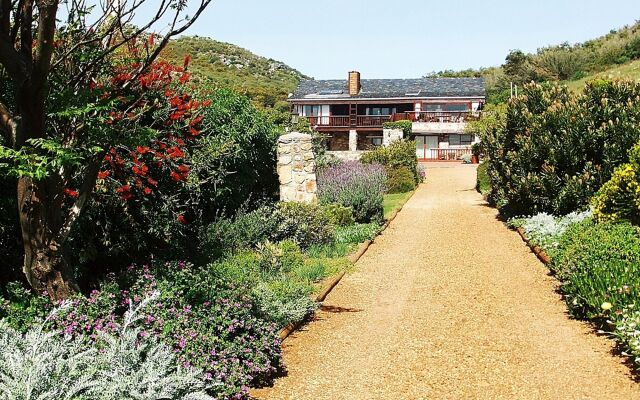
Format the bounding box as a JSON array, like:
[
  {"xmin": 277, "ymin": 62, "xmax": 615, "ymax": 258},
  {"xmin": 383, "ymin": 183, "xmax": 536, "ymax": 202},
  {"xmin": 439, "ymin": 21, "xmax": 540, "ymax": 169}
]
[{"xmin": 290, "ymin": 77, "xmax": 485, "ymax": 100}]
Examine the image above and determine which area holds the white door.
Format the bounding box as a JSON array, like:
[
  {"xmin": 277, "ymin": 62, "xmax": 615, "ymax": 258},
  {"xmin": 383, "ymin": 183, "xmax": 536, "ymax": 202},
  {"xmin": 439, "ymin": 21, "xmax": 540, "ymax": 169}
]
[
  {"xmin": 416, "ymin": 136, "xmax": 439, "ymax": 160},
  {"xmin": 416, "ymin": 136, "xmax": 425, "ymax": 159},
  {"xmin": 425, "ymin": 136, "xmax": 439, "ymax": 159}
]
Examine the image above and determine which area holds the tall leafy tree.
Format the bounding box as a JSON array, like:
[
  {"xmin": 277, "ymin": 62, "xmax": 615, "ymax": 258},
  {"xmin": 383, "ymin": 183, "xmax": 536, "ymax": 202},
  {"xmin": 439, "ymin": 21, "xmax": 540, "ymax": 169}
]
[{"xmin": 0, "ymin": 0, "xmax": 211, "ymax": 300}]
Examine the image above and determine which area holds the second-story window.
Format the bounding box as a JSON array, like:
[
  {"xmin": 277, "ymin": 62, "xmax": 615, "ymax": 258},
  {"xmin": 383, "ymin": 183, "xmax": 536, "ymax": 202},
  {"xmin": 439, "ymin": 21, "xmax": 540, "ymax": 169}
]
[
  {"xmin": 366, "ymin": 107, "xmax": 396, "ymax": 116},
  {"xmin": 303, "ymin": 105, "xmax": 321, "ymax": 116}
]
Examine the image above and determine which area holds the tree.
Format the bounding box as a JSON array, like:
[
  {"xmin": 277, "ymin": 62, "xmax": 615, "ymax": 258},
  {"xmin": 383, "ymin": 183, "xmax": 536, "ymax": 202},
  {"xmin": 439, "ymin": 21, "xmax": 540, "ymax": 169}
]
[
  {"xmin": 503, "ymin": 49, "xmax": 534, "ymax": 86},
  {"xmin": 0, "ymin": 0, "xmax": 211, "ymax": 300}
]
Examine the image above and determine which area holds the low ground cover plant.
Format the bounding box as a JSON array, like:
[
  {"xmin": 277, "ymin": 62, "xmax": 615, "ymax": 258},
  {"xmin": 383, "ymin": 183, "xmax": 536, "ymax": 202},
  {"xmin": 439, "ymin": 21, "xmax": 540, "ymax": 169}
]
[
  {"xmin": 514, "ymin": 211, "xmax": 640, "ymax": 368},
  {"xmin": 0, "ymin": 294, "xmax": 214, "ymax": 400}
]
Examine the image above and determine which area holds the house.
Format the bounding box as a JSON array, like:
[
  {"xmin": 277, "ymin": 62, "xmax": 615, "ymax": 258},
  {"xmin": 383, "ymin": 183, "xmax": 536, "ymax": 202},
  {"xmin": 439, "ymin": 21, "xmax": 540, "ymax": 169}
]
[{"xmin": 288, "ymin": 71, "xmax": 485, "ymax": 160}]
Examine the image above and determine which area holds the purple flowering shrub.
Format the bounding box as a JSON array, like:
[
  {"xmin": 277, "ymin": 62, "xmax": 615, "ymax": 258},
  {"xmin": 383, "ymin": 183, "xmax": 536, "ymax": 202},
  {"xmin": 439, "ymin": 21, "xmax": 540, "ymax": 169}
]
[
  {"xmin": 0, "ymin": 262, "xmax": 282, "ymax": 400},
  {"xmin": 317, "ymin": 161, "xmax": 387, "ymax": 223}
]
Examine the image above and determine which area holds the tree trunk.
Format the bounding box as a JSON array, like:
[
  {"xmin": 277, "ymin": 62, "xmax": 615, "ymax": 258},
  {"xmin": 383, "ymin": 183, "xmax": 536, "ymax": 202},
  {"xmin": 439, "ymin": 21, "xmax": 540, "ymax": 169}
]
[{"xmin": 17, "ymin": 176, "xmax": 78, "ymax": 301}]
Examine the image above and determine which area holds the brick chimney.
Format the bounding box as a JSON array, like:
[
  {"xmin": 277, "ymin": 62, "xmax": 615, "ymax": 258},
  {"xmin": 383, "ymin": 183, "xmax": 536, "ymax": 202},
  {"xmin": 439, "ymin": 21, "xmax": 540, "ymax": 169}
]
[{"xmin": 348, "ymin": 71, "xmax": 361, "ymax": 96}]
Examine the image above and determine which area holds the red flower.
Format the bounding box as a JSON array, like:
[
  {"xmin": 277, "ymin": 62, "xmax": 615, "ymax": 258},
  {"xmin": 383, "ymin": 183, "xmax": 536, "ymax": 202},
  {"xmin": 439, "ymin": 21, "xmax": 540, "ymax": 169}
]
[
  {"xmin": 178, "ymin": 165, "xmax": 190, "ymax": 173},
  {"xmin": 179, "ymin": 73, "xmax": 190, "ymax": 84},
  {"xmin": 132, "ymin": 164, "xmax": 148, "ymax": 176},
  {"xmin": 183, "ymin": 55, "xmax": 191, "ymax": 69},
  {"xmin": 116, "ymin": 185, "xmax": 133, "ymax": 201},
  {"xmin": 64, "ymin": 188, "xmax": 79, "ymax": 198},
  {"xmin": 97, "ymin": 171, "xmax": 110, "ymax": 179},
  {"xmin": 177, "ymin": 214, "xmax": 187, "ymax": 225},
  {"xmin": 170, "ymin": 171, "xmax": 183, "ymax": 182},
  {"xmin": 147, "ymin": 177, "xmax": 158, "ymax": 186},
  {"xmin": 143, "ymin": 187, "xmax": 152, "ymax": 195}
]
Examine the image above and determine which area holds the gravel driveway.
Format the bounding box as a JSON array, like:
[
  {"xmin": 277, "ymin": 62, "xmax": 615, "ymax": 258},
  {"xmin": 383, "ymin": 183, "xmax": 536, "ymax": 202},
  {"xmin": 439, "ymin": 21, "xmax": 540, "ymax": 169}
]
[{"xmin": 251, "ymin": 163, "xmax": 640, "ymax": 400}]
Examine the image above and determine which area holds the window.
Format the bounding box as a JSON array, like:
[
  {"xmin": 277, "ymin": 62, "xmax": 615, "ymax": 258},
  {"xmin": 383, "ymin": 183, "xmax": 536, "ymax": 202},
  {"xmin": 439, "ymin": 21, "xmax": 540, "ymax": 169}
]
[
  {"xmin": 449, "ymin": 134, "xmax": 473, "ymax": 145},
  {"xmin": 303, "ymin": 105, "xmax": 321, "ymax": 116},
  {"xmin": 424, "ymin": 103, "xmax": 470, "ymax": 112},
  {"xmin": 371, "ymin": 137, "xmax": 383, "ymax": 146},
  {"xmin": 444, "ymin": 104, "xmax": 470, "ymax": 112},
  {"xmin": 366, "ymin": 107, "xmax": 395, "ymax": 116}
]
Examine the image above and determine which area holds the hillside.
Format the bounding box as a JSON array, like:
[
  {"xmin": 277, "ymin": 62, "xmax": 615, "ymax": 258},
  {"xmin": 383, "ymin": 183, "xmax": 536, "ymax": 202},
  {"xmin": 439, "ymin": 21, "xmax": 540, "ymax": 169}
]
[
  {"xmin": 564, "ymin": 58, "xmax": 640, "ymax": 92},
  {"xmin": 429, "ymin": 21, "xmax": 640, "ymax": 103},
  {"xmin": 161, "ymin": 36, "xmax": 309, "ymax": 109}
]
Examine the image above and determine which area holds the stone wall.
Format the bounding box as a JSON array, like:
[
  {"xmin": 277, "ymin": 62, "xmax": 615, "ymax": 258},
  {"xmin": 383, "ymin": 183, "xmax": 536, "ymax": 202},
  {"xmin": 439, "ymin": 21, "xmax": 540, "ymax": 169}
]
[
  {"xmin": 327, "ymin": 150, "xmax": 364, "ymax": 161},
  {"xmin": 277, "ymin": 132, "xmax": 317, "ymax": 203}
]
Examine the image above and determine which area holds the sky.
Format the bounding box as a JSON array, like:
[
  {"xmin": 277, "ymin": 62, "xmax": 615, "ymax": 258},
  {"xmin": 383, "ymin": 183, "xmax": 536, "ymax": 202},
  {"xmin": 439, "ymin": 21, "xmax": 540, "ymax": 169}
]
[{"xmin": 141, "ymin": 0, "xmax": 640, "ymax": 79}]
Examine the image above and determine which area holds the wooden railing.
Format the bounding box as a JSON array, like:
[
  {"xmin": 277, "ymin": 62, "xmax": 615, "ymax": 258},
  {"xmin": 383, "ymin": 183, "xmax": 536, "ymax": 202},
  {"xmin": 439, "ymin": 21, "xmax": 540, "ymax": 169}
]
[
  {"xmin": 306, "ymin": 116, "xmax": 350, "ymax": 127},
  {"xmin": 357, "ymin": 115, "xmax": 392, "ymax": 127},
  {"xmin": 418, "ymin": 148, "xmax": 472, "ymax": 161},
  {"xmin": 393, "ymin": 111, "xmax": 480, "ymax": 123},
  {"xmin": 306, "ymin": 115, "xmax": 392, "ymax": 128}
]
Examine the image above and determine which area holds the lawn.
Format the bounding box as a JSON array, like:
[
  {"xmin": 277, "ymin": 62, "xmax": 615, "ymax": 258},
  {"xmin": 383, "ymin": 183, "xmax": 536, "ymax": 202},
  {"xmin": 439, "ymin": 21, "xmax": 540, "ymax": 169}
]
[
  {"xmin": 383, "ymin": 191, "xmax": 414, "ymax": 219},
  {"xmin": 563, "ymin": 59, "xmax": 640, "ymax": 92}
]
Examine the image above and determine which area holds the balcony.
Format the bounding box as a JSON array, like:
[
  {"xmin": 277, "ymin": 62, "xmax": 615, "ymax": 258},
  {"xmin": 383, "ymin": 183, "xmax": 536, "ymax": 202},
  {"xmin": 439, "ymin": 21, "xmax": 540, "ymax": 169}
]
[
  {"xmin": 306, "ymin": 115, "xmax": 392, "ymax": 128},
  {"xmin": 392, "ymin": 111, "xmax": 480, "ymax": 123},
  {"xmin": 301, "ymin": 111, "xmax": 480, "ymax": 130}
]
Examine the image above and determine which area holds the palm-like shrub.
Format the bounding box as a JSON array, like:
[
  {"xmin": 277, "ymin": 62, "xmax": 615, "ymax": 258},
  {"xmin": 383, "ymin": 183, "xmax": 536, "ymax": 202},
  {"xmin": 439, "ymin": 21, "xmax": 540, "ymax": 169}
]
[{"xmin": 0, "ymin": 294, "xmax": 212, "ymax": 400}]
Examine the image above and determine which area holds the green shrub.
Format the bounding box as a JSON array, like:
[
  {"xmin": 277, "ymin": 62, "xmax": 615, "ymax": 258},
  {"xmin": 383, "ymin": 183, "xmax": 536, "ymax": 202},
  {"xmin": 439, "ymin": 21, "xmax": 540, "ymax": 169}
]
[
  {"xmin": 592, "ymin": 140, "xmax": 640, "ymax": 225},
  {"xmin": 203, "ymin": 205, "xmax": 277, "ymax": 260},
  {"xmin": 476, "ymin": 161, "xmax": 491, "ymax": 196},
  {"xmin": 320, "ymin": 203, "xmax": 354, "ymax": 227},
  {"xmin": 306, "ymin": 242, "xmax": 351, "ymax": 259},
  {"xmin": 386, "ymin": 166, "xmax": 416, "ymax": 194},
  {"xmin": 256, "ymin": 240, "xmax": 304, "ymax": 276},
  {"xmin": 334, "ymin": 223, "xmax": 380, "ymax": 245},
  {"xmin": 273, "ymin": 202, "xmax": 334, "ymax": 248},
  {"xmin": 208, "ymin": 251, "xmax": 261, "ymax": 287},
  {"xmin": 252, "ymin": 279, "xmax": 316, "ymax": 327},
  {"xmin": 480, "ymin": 80, "xmax": 640, "ymax": 217},
  {"xmin": 361, "ymin": 140, "xmax": 419, "ymax": 184},
  {"xmin": 293, "ymin": 259, "xmax": 327, "ymax": 283},
  {"xmin": 550, "ymin": 220, "xmax": 640, "ymax": 319}
]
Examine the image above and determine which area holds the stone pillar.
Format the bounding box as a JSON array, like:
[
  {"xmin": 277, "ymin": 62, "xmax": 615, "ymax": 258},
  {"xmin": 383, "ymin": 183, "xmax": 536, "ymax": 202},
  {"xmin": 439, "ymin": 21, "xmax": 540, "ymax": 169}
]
[
  {"xmin": 348, "ymin": 129, "xmax": 358, "ymax": 151},
  {"xmin": 383, "ymin": 128, "xmax": 403, "ymax": 147},
  {"xmin": 277, "ymin": 132, "xmax": 317, "ymax": 203}
]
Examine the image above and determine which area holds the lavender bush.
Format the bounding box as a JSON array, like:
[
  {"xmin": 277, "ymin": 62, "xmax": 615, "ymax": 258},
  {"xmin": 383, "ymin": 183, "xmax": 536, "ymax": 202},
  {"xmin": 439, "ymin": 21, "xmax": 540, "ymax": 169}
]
[{"xmin": 317, "ymin": 161, "xmax": 387, "ymax": 223}]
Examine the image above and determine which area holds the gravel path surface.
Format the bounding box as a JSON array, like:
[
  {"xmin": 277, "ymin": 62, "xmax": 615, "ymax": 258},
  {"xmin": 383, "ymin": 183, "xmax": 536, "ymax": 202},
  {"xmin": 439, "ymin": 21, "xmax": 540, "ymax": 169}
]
[{"xmin": 251, "ymin": 163, "xmax": 640, "ymax": 400}]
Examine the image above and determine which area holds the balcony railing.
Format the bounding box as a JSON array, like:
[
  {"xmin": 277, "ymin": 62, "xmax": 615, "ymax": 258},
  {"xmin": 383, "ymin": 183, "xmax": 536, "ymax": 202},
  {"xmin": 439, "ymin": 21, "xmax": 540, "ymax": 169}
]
[
  {"xmin": 417, "ymin": 147, "xmax": 472, "ymax": 161},
  {"xmin": 301, "ymin": 111, "xmax": 480, "ymax": 128},
  {"xmin": 393, "ymin": 111, "xmax": 480, "ymax": 123},
  {"xmin": 306, "ymin": 115, "xmax": 391, "ymax": 128},
  {"xmin": 306, "ymin": 116, "xmax": 350, "ymax": 127}
]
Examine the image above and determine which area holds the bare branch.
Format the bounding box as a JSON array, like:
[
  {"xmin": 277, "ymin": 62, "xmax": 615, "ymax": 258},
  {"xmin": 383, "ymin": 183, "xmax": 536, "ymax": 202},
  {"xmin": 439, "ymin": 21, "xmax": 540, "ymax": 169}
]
[{"xmin": 56, "ymin": 151, "xmax": 105, "ymax": 244}]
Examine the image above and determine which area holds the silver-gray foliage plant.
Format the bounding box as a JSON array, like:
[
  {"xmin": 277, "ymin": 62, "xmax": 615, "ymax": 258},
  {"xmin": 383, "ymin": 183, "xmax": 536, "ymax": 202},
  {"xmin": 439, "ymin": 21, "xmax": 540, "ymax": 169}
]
[
  {"xmin": 509, "ymin": 209, "xmax": 592, "ymax": 250},
  {"xmin": 0, "ymin": 293, "xmax": 213, "ymax": 400}
]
